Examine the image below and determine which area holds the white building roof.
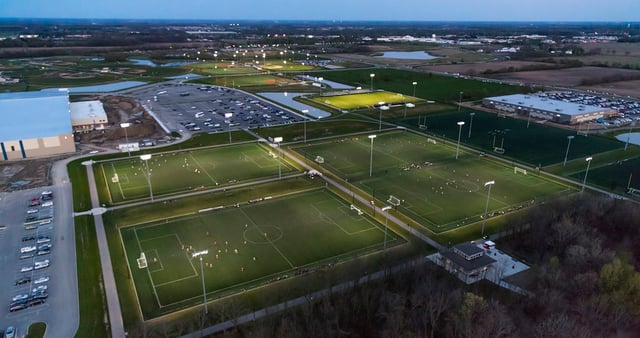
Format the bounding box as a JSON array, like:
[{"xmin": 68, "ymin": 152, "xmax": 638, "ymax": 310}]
[
  {"xmin": 70, "ymin": 100, "xmax": 107, "ymax": 121},
  {"xmin": 485, "ymin": 94, "xmax": 607, "ymax": 116},
  {"xmin": 0, "ymin": 89, "xmax": 72, "ymax": 141}
]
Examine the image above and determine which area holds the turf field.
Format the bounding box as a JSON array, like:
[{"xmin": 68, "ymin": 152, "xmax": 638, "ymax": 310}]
[
  {"xmin": 312, "ymin": 91, "xmax": 420, "ymax": 110},
  {"xmin": 120, "ymin": 188, "xmax": 398, "ymax": 318},
  {"xmin": 96, "ymin": 143, "xmax": 297, "ymax": 204},
  {"xmin": 296, "ymin": 131, "xmax": 574, "ymax": 232}
]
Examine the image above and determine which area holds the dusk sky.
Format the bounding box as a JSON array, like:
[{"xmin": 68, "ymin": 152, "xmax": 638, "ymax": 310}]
[{"xmin": 1, "ymin": 0, "xmax": 639, "ymax": 22}]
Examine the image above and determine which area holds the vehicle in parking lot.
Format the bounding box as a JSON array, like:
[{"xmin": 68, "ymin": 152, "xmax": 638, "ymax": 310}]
[
  {"xmin": 26, "ymin": 209, "xmax": 38, "ymax": 214},
  {"xmin": 36, "ymin": 249, "xmax": 50, "ymax": 256},
  {"xmin": 28, "ymin": 298, "xmax": 46, "ymax": 307},
  {"xmin": 24, "ymin": 224, "xmax": 37, "ymax": 230},
  {"xmin": 15, "ymin": 277, "xmax": 31, "ymax": 285},
  {"xmin": 9, "ymin": 302, "xmax": 28, "ymax": 312},
  {"xmin": 32, "ymin": 285, "xmax": 48, "ymax": 293},
  {"xmin": 20, "ymin": 265, "xmax": 34, "ymax": 272},
  {"xmin": 22, "ymin": 236, "xmax": 35, "ymax": 242},
  {"xmin": 38, "ymin": 243, "xmax": 52, "ymax": 251},
  {"xmin": 29, "ymin": 197, "xmax": 40, "ymax": 206},
  {"xmin": 5, "ymin": 326, "xmax": 15, "ymax": 338},
  {"xmin": 41, "ymin": 190, "xmax": 53, "ymax": 200},
  {"xmin": 20, "ymin": 253, "xmax": 34, "ymax": 260},
  {"xmin": 41, "ymin": 201, "xmax": 53, "ymax": 207},
  {"xmin": 21, "ymin": 245, "xmax": 36, "ymax": 253},
  {"xmin": 12, "ymin": 294, "xmax": 29, "ymax": 302},
  {"xmin": 34, "ymin": 276, "xmax": 49, "ymax": 284},
  {"xmin": 37, "ymin": 236, "xmax": 50, "ymax": 244},
  {"xmin": 35, "ymin": 259, "xmax": 49, "ymax": 267}
]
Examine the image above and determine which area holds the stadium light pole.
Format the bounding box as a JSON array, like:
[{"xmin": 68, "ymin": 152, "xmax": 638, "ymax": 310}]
[
  {"xmin": 274, "ymin": 137, "xmax": 283, "ymax": 179},
  {"xmin": 563, "ymin": 135, "xmax": 575, "ymax": 166},
  {"xmin": 378, "ymin": 103, "xmax": 389, "ymax": 131},
  {"xmin": 468, "ymin": 113, "xmax": 475, "ymax": 138},
  {"xmin": 368, "ymin": 134, "xmax": 377, "ymax": 177},
  {"xmin": 140, "ymin": 154, "xmax": 153, "ymax": 201},
  {"xmin": 120, "ymin": 122, "xmax": 131, "ymax": 157},
  {"xmin": 625, "ymin": 122, "xmax": 634, "ymax": 151},
  {"xmin": 458, "ymin": 91, "xmax": 464, "ymax": 112},
  {"xmin": 302, "ymin": 110, "xmax": 309, "ymax": 143},
  {"xmin": 455, "ymin": 121, "xmax": 465, "ymax": 160},
  {"xmin": 412, "ymin": 81, "xmax": 417, "ymax": 98},
  {"xmin": 318, "ymin": 77, "xmax": 323, "ymax": 95},
  {"xmin": 582, "ymin": 156, "xmax": 593, "ymax": 192},
  {"xmin": 192, "ymin": 250, "xmax": 209, "ymax": 315},
  {"xmin": 370, "ymin": 73, "xmax": 375, "ymax": 91},
  {"xmin": 482, "ymin": 181, "xmax": 495, "ymax": 236},
  {"xmin": 382, "ymin": 205, "xmax": 392, "ymax": 251}
]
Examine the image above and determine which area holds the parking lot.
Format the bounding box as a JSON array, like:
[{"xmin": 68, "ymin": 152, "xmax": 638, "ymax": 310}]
[
  {"xmin": 0, "ymin": 185, "xmax": 77, "ymax": 337},
  {"xmin": 130, "ymin": 82, "xmax": 307, "ymax": 136}
]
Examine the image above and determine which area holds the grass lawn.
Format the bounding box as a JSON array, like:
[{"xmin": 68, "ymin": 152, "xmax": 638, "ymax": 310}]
[
  {"xmin": 95, "ymin": 142, "xmax": 298, "ymax": 204},
  {"xmin": 311, "ymin": 91, "xmax": 421, "ymax": 110},
  {"xmin": 295, "ymin": 131, "xmax": 573, "ymax": 232},
  {"xmin": 569, "ymin": 151, "xmax": 640, "ymax": 195},
  {"xmin": 191, "ymin": 74, "xmax": 295, "ymax": 88},
  {"xmin": 120, "ymin": 188, "xmax": 399, "ymax": 318}
]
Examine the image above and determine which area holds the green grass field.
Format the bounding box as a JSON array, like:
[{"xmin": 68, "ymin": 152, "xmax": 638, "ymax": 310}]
[
  {"xmin": 96, "ymin": 142, "xmax": 297, "ymax": 204},
  {"xmin": 311, "ymin": 91, "xmax": 420, "ymax": 110},
  {"xmin": 398, "ymin": 108, "xmax": 625, "ymax": 167},
  {"xmin": 121, "ymin": 188, "xmax": 399, "ymax": 318},
  {"xmin": 295, "ymin": 131, "xmax": 573, "ymax": 232}
]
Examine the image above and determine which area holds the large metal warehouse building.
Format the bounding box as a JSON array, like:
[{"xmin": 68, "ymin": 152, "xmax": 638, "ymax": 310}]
[
  {"xmin": 0, "ymin": 89, "xmax": 75, "ymax": 160},
  {"xmin": 483, "ymin": 94, "xmax": 617, "ymax": 125}
]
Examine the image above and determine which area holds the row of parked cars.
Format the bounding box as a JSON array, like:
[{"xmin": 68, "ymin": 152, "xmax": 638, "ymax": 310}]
[{"xmin": 8, "ymin": 190, "xmax": 54, "ymax": 313}]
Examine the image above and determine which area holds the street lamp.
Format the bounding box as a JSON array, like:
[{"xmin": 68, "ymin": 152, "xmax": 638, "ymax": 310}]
[
  {"xmin": 468, "ymin": 113, "xmax": 475, "ymax": 138},
  {"xmin": 274, "ymin": 137, "xmax": 283, "ymax": 179},
  {"xmin": 412, "ymin": 81, "xmax": 417, "ymax": 98},
  {"xmin": 455, "ymin": 121, "xmax": 465, "ymax": 160},
  {"xmin": 370, "ymin": 73, "xmax": 375, "ymax": 91},
  {"xmin": 301, "ymin": 110, "xmax": 309, "ymax": 143},
  {"xmin": 381, "ymin": 205, "xmax": 392, "ymax": 251},
  {"xmin": 192, "ymin": 250, "xmax": 209, "ymax": 314},
  {"xmin": 563, "ymin": 135, "xmax": 575, "ymax": 166},
  {"xmin": 482, "ymin": 181, "xmax": 495, "ymax": 236},
  {"xmin": 378, "ymin": 102, "xmax": 389, "ymax": 131},
  {"xmin": 120, "ymin": 122, "xmax": 131, "ymax": 156},
  {"xmin": 225, "ymin": 113, "xmax": 233, "ymax": 144},
  {"xmin": 582, "ymin": 156, "xmax": 593, "ymax": 192},
  {"xmin": 140, "ymin": 154, "xmax": 153, "ymax": 201},
  {"xmin": 317, "ymin": 77, "xmax": 323, "ymax": 95},
  {"xmin": 458, "ymin": 91, "xmax": 464, "ymax": 112},
  {"xmin": 368, "ymin": 134, "xmax": 377, "ymax": 177}
]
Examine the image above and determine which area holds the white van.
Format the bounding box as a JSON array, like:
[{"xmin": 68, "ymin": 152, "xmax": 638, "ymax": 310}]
[{"xmin": 195, "ymin": 112, "xmax": 205, "ymax": 118}]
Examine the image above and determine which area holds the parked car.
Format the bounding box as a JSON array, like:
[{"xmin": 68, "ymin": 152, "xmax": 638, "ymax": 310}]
[
  {"xmin": 15, "ymin": 277, "xmax": 31, "ymax": 285},
  {"xmin": 33, "ymin": 276, "xmax": 49, "ymax": 284},
  {"xmin": 5, "ymin": 326, "xmax": 15, "ymax": 338}
]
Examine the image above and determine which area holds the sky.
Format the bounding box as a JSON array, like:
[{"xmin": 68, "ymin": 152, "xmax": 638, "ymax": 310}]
[{"xmin": 1, "ymin": 0, "xmax": 639, "ymax": 22}]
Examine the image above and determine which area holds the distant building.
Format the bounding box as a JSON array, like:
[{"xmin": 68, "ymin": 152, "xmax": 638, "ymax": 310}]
[
  {"xmin": 483, "ymin": 94, "xmax": 617, "ymax": 125},
  {"xmin": 436, "ymin": 242, "xmax": 496, "ymax": 284},
  {"xmin": 70, "ymin": 100, "xmax": 108, "ymax": 133},
  {"xmin": 0, "ymin": 90, "xmax": 75, "ymax": 160}
]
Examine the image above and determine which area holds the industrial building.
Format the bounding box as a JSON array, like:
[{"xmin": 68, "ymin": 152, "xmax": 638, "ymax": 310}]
[
  {"xmin": 70, "ymin": 100, "xmax": 108, "ymax": 133},
  {"xmin": 0, "ymin": 90, "xmax": 75, "ymax": 160},
  {"xmin": 483, "ymin": 94, "xmax": 617, "ymax": 125}
]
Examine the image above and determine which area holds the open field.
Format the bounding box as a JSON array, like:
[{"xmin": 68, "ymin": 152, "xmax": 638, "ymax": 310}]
[
  {"xmin": 120, "ymin": 188, "xmax": 398, "ymax": 318},
  {"xmin": 191, "ymin": 74, "xmax": 296, "ymax": 88},
  {"xmin": 295, "ymin": 131, "xmax": 573, "ymax": 232},
  {"xmin": 397, "ymin": 108, "xmax": 624, "ymax": 167},
  {"xmin": 314, "ymin": 68, "xmax": 532, "ymax": 102},
  {"xmin": 418, "ymin": 61, "xmax": 561, "ymax": 76},
  {"xmin": 571, "ymin": 155, "xmax": 640, "ymax": 195},
  {"xmin": 490, "ymin": 66, "xmax": 640, "ymax": 88},
  {"xmin": 312, "ymin": 91, "xmax": 420, "ymax": 110},
  {"xmin": 95, "ymin": 142, "xmax": 298, "ymax": 204}
]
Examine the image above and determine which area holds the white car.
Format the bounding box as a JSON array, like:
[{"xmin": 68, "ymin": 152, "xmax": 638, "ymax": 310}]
[
  {"xmin": 11, "ymin": 294, "xmax": 29, "ymax": 302},
  {"xmin": 5, "ymin": 326, "xmax": 15, "ymax": 338},
  {"xmin": 41, "ymin": 201, "xmax": 53, "ymax": 207},
  {"xmin": 37, "ymin": 237, "xmax": 51, "ymax": 244},
  {"xmin": 20, "ymin": 266, "xmax": 33, "ymax": 272},
  {"xmin": 21, "ymin": 246, "xmax": 36, "ymax": 253},
  {"xmin": 34, "ymin": 276, "xmax": 49, "ymax": 284},
  {"xmin": 26, "ymin": 209, "xmax": 38, "ymax": 214},
  {"xmin": 32, "ymin": 285, "xmax": 48, "ymax": 293}
]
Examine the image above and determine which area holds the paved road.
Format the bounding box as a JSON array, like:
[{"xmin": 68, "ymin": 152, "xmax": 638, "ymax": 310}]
[{"xmin": 85, "ymin": 163, "xmax": 126, "ymax": 338}]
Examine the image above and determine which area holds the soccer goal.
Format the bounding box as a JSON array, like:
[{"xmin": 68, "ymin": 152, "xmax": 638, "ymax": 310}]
[
  {"xmin": 427, "ymin": 138, "xmax": 437, "ymax": 144},
  {"xmin": 315, "ymin": 155, "xmax": 325, "ymax": 164},
  {"xmin": 137, "ymin": 252, "xmax": 148, "ymax": 269},
  {"xmin": 387, "ymin": 195, "xmax": 401, "ymax": 207},
  {"xmin": 514, "ymin": 167, "xmax": 528, "ymax": 175},
  {"xmin": 350, "ymin": 204, "xmax": 363, "ymax": 215},
  {"xmin": 494, "ymin": 147, "xmax": 505, "ymax": 154},
  {"xmin": 111, "ymin": 173, "xmax": 119, "ymax": 183},
  {"xmin": 628, "ymin": 187, "xmax": 640, "ymax": 196}
]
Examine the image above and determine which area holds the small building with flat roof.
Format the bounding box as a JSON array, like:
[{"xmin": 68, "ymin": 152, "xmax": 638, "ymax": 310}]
[
  {"xmin": 436, "ymin": 242, "xmax": 496, "ymax": 284},
  {"xmin": 70, "ymin": 100, "xmax": 108, "ymax": 133},
  {"xmin": 0, "ymin": 89, "xmax": 75, "ymax": 160},
  {"xmin": 483, "ymin": 94, "xmax": 617, "ymax": 125}
]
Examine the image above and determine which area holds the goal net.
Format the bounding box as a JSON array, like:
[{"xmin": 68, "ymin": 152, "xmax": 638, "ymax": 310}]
[
  {"xmin": 628, "ymin": 187, "xmax": 640, "ymax": 196},
  {"xmin": 494, "ymin": 147, "xmax": 505, "ymax": 154},
  {"xmin": 387, "ymin": 195, "xmax": 401, "ymax": 207},
  {"xmin": 514, "ymin": 167, "xmax": 527, "ymax": 175},
  {"xmin": 350, "ymin": 204, "xmax": 363, "ymax": 215},
  {"xmin": 315, "ymin": 155, "xmax": 325, "ymax": 164},
  {"xmin": 137, "ymin": 252, "xmax": 148, "ymax": 269},
  {"xmin": 112, "ymin": 173, "xmax": 119, "ymax": 183},
  {"xmin": 427, "ymin": 138, "xmax": 437, "ymax": 144}
]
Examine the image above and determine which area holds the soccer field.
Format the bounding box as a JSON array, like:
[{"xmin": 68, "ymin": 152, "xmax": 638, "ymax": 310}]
[
  {"xmin": 120, "ymin": 188, "xmax": 398, "ymax": 318},
  {"xmin": 312, "ymin": 91, "xmax": 420, "ymax": 110},
  {"xmin": 296, "ymin": 131, "xmax": 574, "ymax": 232},
  {"xmin": 96, "ymin": 143, "xmax": 298, "ymax": 204}
]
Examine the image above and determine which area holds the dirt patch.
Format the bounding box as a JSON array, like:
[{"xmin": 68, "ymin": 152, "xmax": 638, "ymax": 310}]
[
  {"xmin": 416, "ymin": 61, "xmax": 559, "ymax": 75},
  {"xmin": 489, "ymin": 66, "xmax": 640, "ymax": 87},
  {"xmin": 0, "ymin": 157, "xmax": 59, "ymax": 191},
  {"xmin": 579, "ymin": 79, "xmax": 640, "ymax": 98}
]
